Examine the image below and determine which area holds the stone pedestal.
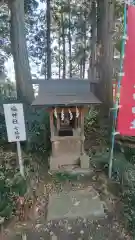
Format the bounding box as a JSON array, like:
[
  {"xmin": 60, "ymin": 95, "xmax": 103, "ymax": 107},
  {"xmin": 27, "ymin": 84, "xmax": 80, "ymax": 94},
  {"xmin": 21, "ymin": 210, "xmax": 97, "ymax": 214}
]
[
  {"xmin": 49, "ymin": 156, "xmax": 59, "ymax": 171},
  {"xmin": 80, "ymin": 154, "xmax": 90, "ymax": 169},
  {"xmin": 49, "ymin": 154, "xmax": 90, "ymax": 171},
  {"xmin": 49, "ymin": 155, "xmax": 80, "ymax": 171}
]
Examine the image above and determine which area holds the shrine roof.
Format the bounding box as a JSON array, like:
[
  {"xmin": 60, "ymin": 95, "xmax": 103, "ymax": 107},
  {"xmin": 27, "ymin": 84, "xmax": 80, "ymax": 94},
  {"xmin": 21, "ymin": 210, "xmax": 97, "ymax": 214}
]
[{"xmin": 32, "ymin": 80, "xmax": 101, "ymax": 106}]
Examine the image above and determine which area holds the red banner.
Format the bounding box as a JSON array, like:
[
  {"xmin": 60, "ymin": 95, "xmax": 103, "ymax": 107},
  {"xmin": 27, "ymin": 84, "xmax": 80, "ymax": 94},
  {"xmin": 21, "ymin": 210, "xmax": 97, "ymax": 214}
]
[{"xmin": 117, "ymin": 6, "xmax": 135, "ymax": 136}]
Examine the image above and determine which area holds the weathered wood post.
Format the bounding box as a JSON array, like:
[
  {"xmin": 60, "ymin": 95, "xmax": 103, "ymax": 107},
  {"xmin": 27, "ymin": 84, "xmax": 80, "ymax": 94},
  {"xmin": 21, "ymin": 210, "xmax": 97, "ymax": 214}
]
[
  {"xmin": 22, "ymin": 233, "xmax": 27, "ymax": 240},
  {"xmin": 0, "ymin": 217, "xmax": 4, "ymax": 240}
]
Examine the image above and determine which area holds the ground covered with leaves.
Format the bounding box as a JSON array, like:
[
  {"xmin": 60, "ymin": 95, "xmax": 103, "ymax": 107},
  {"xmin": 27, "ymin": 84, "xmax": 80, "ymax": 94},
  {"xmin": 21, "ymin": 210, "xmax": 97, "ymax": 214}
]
[{"xmin": 1, "ymin": 166, "xmax": 131, "ymax": 240}]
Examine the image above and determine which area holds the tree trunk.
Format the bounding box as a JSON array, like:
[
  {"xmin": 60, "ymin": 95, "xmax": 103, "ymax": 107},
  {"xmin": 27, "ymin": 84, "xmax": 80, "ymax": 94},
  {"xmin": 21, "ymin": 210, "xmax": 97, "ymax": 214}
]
[
  {"xmin": 8, "ymin": 0, "xmax": 34, "ymax": 103},
  {"xmin": 80, "ymin": 61, "xmax": 83, "ymax": 78},
  {"xmin": 68, "ymin": 0, "xmax": 72, "ymax": 78},
  {"xmin": 44, "ymin": 11, "xmax": 47, "ymax": 80},
  {"xmin": 80, "ymin": 3, "xmax": 87, "ymax": 79},
  {"xmin": 46, "ymin": 0, "xmax": 51, "ymax": 79},
  {"xmin": 97, "ymin": 0, "xmax": 114, "ymax": 110},
  {"xmin": 58, "ymin": 28, "xmax": 61, "ymax": 79},
  {"xmin": 61, "ymin": 11, "xmax": 66, "ymax": 78},
  {"xmin": 96, "ymin": 0, "xmax": 105, "ymax": 84},
  {"xmin": 97, "ymin": 0, "xmax": 104, "ymax": 45},
  {"xmin": 44, "ymin": 54, "xmax": 47, "ymax": 79},
  {"xmin": 82, "ymin": 22, "xmax": 86, "ymax": 79},
  {"xmin": 89, "ymin": 0, "xmax": 96, "ymax": 83}
]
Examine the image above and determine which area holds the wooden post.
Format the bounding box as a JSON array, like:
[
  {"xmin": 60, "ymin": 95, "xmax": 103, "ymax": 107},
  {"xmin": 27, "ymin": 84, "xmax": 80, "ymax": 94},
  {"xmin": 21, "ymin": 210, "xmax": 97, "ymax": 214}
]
[
  {"xmin": 22, "ymin": 233, "xmax": 27, "ymax": 240},
  {"xmin": 50, "ymin": 109, "xmax": 54, "ymax": 139},
  {"xmin": 17, "ymin": 141, "xmax": 25, "ymax": 178},
  {"xmin": 75, "ymin": 114, "xmax": 77, "ymax": 130},
  {"xmin": 80, "ymin": 108, "xmax": 84, "ymax": 155},
  {"xmin": 0, "ymin": 217, "xmax": 4, "ymax": 240},
  {"xmin": 57, "ymin": 115, "xmax": 60, "ymax": 132},
  {"xmin": 50, "ymin": 109, "xmax": 55, "ymax": 158}
]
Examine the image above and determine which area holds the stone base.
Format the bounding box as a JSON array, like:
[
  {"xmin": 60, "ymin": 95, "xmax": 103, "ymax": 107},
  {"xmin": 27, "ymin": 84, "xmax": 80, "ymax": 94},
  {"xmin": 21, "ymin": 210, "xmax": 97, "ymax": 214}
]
[
  {"xmin": 49, "ymin": 165, "xmax": 93, "ymax": 177},
  {"xmin": 47, "ymin": 187, "xmax": 105, "ymax": 221},
  {"xmin": 49, "ymin": 154, "xmax": 90, "ymax": 171},
  {"xmin": 49, "ymin": 155, "xmax": 80, "ymax": 171},
  {"xmin": 80, "ymin": 154, "xmax": 90, "ymax": 169},
  {"xmin": 49, "ymin": 156, "xmax": 59, "ymax": 171}
]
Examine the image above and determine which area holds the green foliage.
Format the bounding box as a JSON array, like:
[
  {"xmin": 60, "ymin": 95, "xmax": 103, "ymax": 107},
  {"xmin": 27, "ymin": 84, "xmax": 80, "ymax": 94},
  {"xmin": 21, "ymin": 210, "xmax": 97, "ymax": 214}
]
[
  {"xmin": 84, "ymin": 106, "xmax": 107, "ymax": 152},
  {"xmin": 0, "ymin": 101, "xmax": 51, "ymax": 155},
  {"xmin": 93, "ymin": 139, "xmax": 135, "ymax": 236},
  {"xmin": 24, "ymin": 0, "xmax": 39, "ymax": 15},
  {"xmin": 0, "ymin": 0, "xmax": 39, "ymax": 75},
  {"xmin": 26, "ymin": 106, "xmax": 51, "ymax": 156},
  {"xmin": 90, "ymin": 144, "xmax": 135, "ymax": 236},
  {"xmin": 119, "ymin": 144, "xmax": 135, "ymax": 235},
  {"xmin": 122, "ymin": 168, "xmax": 135, "ymax": 235},
  {"xmin": 0, "ymin": 104, "xmax": 51, "ymax": 221},
  {"xmin": 123, "ymin": 146, "xmax": 135, "ymax": 164},
  {"xmin": 84, "ymin": 106, "xmax": 98, "ymax": 131},
  {"xmin": 0, "ymin": 113, "xmax": 7, "ymax": 144},
  {"xmin": 0, "ymin": 5, "xmax": 10, "ymax": 74},
  {"xmin": 115, "ymin": 39, "xmax": 122, "ymax": 53},
  {"xmin": 0, "ymin": 150, "xmax": 27, "ymax": 219},
  {"xmin": 115, "ymin": 1, "xmax": 124, "ymax": 19}
]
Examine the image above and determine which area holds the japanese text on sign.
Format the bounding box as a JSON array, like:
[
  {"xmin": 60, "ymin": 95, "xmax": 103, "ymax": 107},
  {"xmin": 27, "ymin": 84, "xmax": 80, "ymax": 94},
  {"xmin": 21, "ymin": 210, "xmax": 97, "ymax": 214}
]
[
  {"xmin": 130, "ymin": 85, "xmax": 135, "ymax": 129},
  {"xmin": 3, "ymin": 103, "xmax": 26, "ymax": 142},
  {"xmin": 11, "ymin": 105, "xmax": 20, "ymax": 140},
  {"xmin": 117, "ymin": 6, "xmax": 135, "ymax": 136}
]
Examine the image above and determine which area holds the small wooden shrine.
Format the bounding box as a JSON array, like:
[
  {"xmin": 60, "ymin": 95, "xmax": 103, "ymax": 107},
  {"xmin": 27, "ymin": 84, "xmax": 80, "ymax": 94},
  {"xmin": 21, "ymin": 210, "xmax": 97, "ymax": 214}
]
[{"xmin": 32, "ymin": 80, "xmax": 101, "ymax": 170}]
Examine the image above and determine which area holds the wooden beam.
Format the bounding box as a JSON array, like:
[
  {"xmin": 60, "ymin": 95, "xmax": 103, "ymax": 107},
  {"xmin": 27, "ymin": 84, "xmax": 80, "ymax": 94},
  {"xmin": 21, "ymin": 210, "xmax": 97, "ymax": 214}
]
[
  {"xmin": 47, "ymin": 107, "xmax": 89, "ymax": 114},
  {"xmin": 32, "ymin": 78, "xmax": 89, "ymax": 84},
  {"xmin": 56, "ymin": 107, "xmax": 80, "ymax": 113}
]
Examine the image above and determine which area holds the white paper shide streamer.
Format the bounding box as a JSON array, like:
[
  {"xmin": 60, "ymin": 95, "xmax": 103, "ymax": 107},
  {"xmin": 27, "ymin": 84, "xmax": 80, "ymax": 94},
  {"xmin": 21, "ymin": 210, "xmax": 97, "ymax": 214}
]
[
  {"xmin": 68, "ymin": 108, "xmax": 73, "ymax": 120},
  {"xmin": 54, "ymin": 108, "xmax": 57, "ymax": 119},
  {"xmin": 76, "ymin": 107, "xmax": 79, "ymax": 118},
  {"xmin": 61, "ymin": 109, "xmax": 64, "ymax": 121}
]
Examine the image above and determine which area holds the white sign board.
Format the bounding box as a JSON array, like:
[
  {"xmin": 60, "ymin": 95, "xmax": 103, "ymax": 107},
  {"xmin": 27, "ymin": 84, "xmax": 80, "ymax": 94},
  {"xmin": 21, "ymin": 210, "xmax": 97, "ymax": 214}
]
[{"xmin": 3, "ymin": 103, "xmax": 26, "ymax": 142}]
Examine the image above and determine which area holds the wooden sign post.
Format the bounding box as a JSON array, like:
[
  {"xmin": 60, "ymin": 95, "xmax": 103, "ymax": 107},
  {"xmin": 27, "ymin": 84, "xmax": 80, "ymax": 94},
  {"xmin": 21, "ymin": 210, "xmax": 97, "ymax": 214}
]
[{"xmin": 3, "ymin": 103, "xmax": 26, "ymax": 178}]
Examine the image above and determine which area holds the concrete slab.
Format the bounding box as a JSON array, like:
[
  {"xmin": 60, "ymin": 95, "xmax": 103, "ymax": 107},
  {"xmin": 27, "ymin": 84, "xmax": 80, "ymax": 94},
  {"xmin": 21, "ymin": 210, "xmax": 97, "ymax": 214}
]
[{"xmin": 47, "ymin": 187, "xmax": 105, "ymax": 221}]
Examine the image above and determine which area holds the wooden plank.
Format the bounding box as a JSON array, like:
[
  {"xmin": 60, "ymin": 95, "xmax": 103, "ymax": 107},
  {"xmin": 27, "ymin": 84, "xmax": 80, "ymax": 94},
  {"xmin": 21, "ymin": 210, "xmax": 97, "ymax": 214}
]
[
  {"xmin": 54, "ymin": 107, "xmax": 79, "ymax": 113},
  {"xmin": 51, "ymin": 135, "xmax": 85, "ymax": 142},
  {"xmin": 32, "ymin": 78, "xmax": 89, "ymax": 84},
  {"xmin": 47, "ymin": 107, "xmax": 88, "ymax": 114}
]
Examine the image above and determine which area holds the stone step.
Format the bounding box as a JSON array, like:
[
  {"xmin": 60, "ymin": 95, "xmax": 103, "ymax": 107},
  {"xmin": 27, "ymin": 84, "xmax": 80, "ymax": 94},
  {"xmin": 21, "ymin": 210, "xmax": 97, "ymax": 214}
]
[
  {"xmin": 49, "ymin": 165, "xmax": 93, "ymax": 177},
  {"xmin": 47, "ymin": 188, "xmax": 105, "ymax": 221}
]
